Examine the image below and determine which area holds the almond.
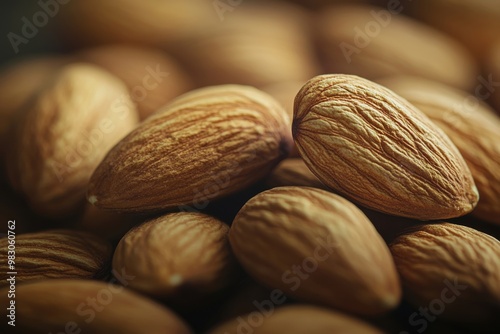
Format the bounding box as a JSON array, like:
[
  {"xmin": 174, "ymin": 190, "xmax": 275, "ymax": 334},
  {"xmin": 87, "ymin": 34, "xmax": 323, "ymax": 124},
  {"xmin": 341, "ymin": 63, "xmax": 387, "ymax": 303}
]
[
  {"xmin": 390, "ymin": 223, "xmax": 500, "ymax": 326},
  {"xmin": 112, "ymin": 212, "xmax": 237, "ymax": 308},
  {"xmin": 229, "ymin": 186, "xmax": 401, "ymax": 316},
  {"xmin": 316, "ymin": 5, "xmax": 477, "ymax": 90},
  {"xmin": 266, "ymin": 158, "xmax": 328, "ymax": 190},
  {"xmin": 293, "ymin": 74, "xmax": 478, "ymax": 220},
  {"xmin": 5, "ymin": 63, "xmax": 138, "ymax": 218},
  {"xmin": 75, "ymin": 44, "xmax": 194, "ymax": 120},
  {"xmin": 209, "ymin": 305, "xmax": 383, "ymax": 334},
  {"xmin": 172, "ymin": 3, "xmax": 319, "ymax": 88},
  {"xmin": 379, "ymin": 76, "xmax": 500, "ymax": 225},
  {"xmin": 87, "ymin": 85, "xmax": 293, "ymax": 213},
  {"xmin": 0, "ymin": 229, "xmax": 111, "ymax": 287},
  {"xmin": 0, "ymin": 279, "xmax": 192, "ymax": 333}
]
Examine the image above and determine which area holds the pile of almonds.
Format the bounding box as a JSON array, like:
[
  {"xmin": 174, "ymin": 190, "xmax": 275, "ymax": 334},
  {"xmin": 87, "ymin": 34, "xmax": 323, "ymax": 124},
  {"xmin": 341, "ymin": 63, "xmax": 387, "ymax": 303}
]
[{"xmin": 1, "ymin": 0, "xmax": 499, "ymax": 333}]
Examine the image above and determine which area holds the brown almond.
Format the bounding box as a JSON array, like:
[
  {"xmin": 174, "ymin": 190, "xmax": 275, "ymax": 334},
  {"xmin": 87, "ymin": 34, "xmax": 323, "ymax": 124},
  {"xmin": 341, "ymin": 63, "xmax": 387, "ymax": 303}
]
[
  {"xmin": 0, "ymin": 229, "xmax": 112, "ymax": 287},
  {"xmin": 0, "ymin": 279, "xmax": 192, "ymax": 333},
  {"xmin": 112, "ymin": 212, "xmax": 237, "ymax": 308},
  {"xmin": 390, "ymin": 223, "xmax": 500, "ymax": 326},
  {"xmin": 316, "ymin": 5, "xmax": 477, "ymax": 90},
  {"xmin": 5, "ymin": 63, "xmax": 138, "ymax": 218},
  {"xmin": 76, "ymin": 44, "xmax": 194, "ymax": 120},
  {"xmin": 293, "ymin": 74, "xmax": 478, "ymax": 220},
  {"xmin": 230, "ymin": 186, "xmax": 401, "ymax": 316},
  {"xmin": 209, "ymin": 305, "xmax": 383, "ymax": 334},
  {"xmin": 87, "ymin": 85, "xmax": 293, "ymax": 213},
  {"xmin": 379, "ymin": 76, "xmax": 500, "ymax": 225}
]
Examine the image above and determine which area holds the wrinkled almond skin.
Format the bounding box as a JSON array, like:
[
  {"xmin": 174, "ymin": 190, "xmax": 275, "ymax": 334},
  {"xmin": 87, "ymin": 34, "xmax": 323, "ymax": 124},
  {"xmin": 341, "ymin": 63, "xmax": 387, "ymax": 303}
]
[
  {"xmin": 88, "ymin": 85, "xmax": 293, "ymax": 213},
  {"xmin": 230, "ymin": 186, "xmax": 401, "ymax": 316},
  {"xmin": 0, "ymin": 279, "xmax": 192, "ymax": 334},
  {"xmin": 112, "ymin": 212, "xmax": 237, "ymax": 308},
  {"xmin": 379, "ymin": 76, "xmax": 500, "ymax": 225},
  {"xmin": 0, "ymin": 229, "xmax": 112, "ymax": 287},
  {"xmin": 209, "ymin": 305, "xmax": 383, "ymax": 334},
  {"xmin": 390, "ymin": 223, "xmax": 500, "ymax": 326},
  {"xmin": 266, "ymin": 158, "xmax": 328, "ymax": 190},
  {"xmin": 293, "ymin": 74, "xmax": 478, "ymax": 220},
  {"xmin": 5, "ymin": 64, "xmax": 138, "ymax": 218}
]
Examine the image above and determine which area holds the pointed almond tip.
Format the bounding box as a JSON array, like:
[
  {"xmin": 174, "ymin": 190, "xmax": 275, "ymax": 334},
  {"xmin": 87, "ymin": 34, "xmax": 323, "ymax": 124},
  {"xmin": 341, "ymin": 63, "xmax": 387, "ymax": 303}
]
[{"xmin": 88, "ymin": 195, "xmax": 98, "ymax": 205}]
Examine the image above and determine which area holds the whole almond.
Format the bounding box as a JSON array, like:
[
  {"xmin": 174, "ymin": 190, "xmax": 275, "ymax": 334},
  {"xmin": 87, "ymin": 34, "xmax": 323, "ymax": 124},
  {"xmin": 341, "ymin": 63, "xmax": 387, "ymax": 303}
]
[
  {"xmin": 230, "ymin": 186, "xmax": 401, "ymax": 316},
  {"xmin": 112, "ymin": 212, "xmax": 237, "ymax": 308},
  {"xmin": 293, "ymin": 74, "xmax": 478, "ymax": 220},
  {"xmin": 0, "ymin": 279, "xmax": 192, "ymax": 334},
  {"xmin": 5, "ymin": 64, "xmax": 138, "ymax": 218},
  {"xmin": 87, "ymin": 85, "xmax": 293, "ymax": 213},
  {"xmin": 209, "ymin": 305, "xmax": 383, "ymax": 334},
  {"xmin": 76, "ymin": 44, "xmax": 194, "ymax": 120},
  {"xmin": 266, "ymin": 158, "xmax": 328, "ymax": 190},
  {"xmin": 0, "ymin": 229, "xmax": 111, "ymax": 287},
  {"xmin": 379, "ymin": 76, "xmax": 500, "ymax": 225},
  {"xmin": 390, "ymin": 223, "xmax": 500, "ymax": 326},
  {"xmin": 316, "ymin": 5, "xmax": 477, "ymax": 90}
]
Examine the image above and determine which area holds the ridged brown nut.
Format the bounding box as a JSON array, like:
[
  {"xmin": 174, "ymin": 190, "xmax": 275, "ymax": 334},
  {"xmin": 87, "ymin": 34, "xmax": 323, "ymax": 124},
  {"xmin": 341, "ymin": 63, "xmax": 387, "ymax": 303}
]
[
  {"xmin": 230, "ymin": 186, "xmax": 401, "ymax": 316},
  {"xmin": 0, "ymin": 229, "xmax": 112, "ymax": 287},
  {"xmin": 390, "ymin": 223, "xmax": 500, "ymax": 326},
  {"xmin": 5, "ymin": 63, "xmax": 138, "ymax": 218},
  {"xmin": 293, "ymin": 74, "xmax": 479, "ymax": 220},
  {"xmin": 112, "ymin": 212, "xmax": 237, "ymax": 308},
  {"xmin": 88, "ymin": 85, "xmax": 293, "ymax": 213},
  {"xmin": 379, "ymin": 76, "xmax": 500, "ymax": 225}
]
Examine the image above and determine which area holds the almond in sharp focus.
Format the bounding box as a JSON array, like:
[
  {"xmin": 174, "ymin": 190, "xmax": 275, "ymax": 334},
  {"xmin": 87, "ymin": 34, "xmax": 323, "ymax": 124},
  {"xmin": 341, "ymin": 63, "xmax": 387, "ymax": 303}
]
[
  {"xmin": 379, "ymin": 76, "xmax": 500, "ymax": 225},
  {"xmin": 0, "ymin": 229, "xmax": 112, "ymax": 287},
  {"xmin": 5, "ymin": 63, "xmax": 138, "ymax": 218},
  {"xmin": 112, "ymin": 212, "xmax": 237, "ymax": 309},
  {"xmin": 293, "ymin": 74, "xmax": 478, "ymax": 220},
  {"xmin": 87, "ymin": 84, "xmax": 293, "ymax": 213},
  {"xmin": 390, "ymin": 223, "xmax": 500, "ymax": 326},
  {"xmin": 0, "ymin": 279, "xmax": 192, "ymax": 334},
  {"xmin": 209, "ymin": 305, "xmax": 383, "ymax": 334},
  {"xmin": 230, "ymin": 186, "xmax": 401, "ymax": 316}
]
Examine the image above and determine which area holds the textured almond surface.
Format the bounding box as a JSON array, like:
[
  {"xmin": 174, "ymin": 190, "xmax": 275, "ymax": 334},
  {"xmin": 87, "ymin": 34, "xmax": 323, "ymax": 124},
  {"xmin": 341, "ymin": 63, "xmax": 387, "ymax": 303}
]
[
  {"xmin": 0, "ymin": 279, "xmax": 192, "ymax": 334},
  {"xmin": 391, "ymin": 223, "xmax": 500, "ymax": 325},
  {"xmin": 379, "ymin": 76, "xmax": 500, "ymax": 225},
  {"xmin": 316, "ymin": 5, "xmax": 477, "ymax": 90},
  {"xmin": 209, "ymin": 305, "xmax": 383, "ymax": 334},
  {"xmin": 5, "ymin": 63, "xmax": 138, "ymax": 218},
  {"xmin": 0, "ymin": 229, "xmax": 111, "ymax": 287},
  {"xmin": 293, "ymin": 74, "xmax": 478, "ymax": 220},
  {"xmin": 113, "ymin": 212, "xmax": 236, "ymax": 306},
  {"xmin": 266, "ymin": 158, "xmax": 328, "ymax": 190},
  {"xmin": 230, "ymin": 186, "xmax": 401, "ymax": 315},
  {"xmin": 88, "ymin": 84, "xmax": 293, "ymax": 213}
]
